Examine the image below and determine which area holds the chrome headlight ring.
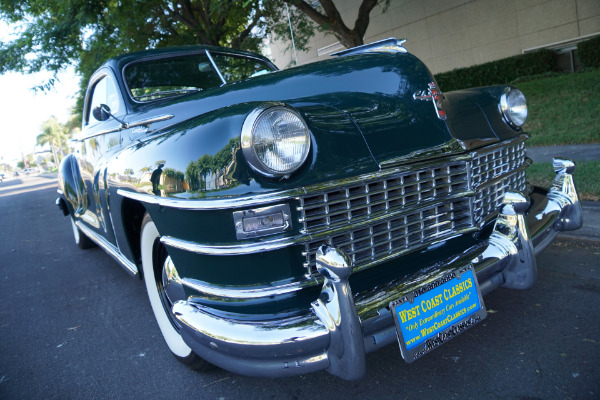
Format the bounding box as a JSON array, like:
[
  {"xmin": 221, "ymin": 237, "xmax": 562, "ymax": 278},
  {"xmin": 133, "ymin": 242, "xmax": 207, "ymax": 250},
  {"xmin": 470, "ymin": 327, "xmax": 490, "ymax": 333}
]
[
  {"xmin": 500, "ymin": 87, "xmax": 528, "ymax": 129},
  {"xmin": 241, "ymin": 104, "xmax": 311, "ymax": 179}
]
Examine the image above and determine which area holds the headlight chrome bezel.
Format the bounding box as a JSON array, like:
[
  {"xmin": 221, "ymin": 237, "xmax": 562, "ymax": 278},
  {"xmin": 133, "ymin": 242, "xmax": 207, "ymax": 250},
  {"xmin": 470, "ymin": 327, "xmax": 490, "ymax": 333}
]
[
  {"xmin": 500, "ymin": 87, "xmax": 528, "ymax": 129},
  {"xmin": 241, "ymin": 104, "xmax": 311, "ymax": 179}
]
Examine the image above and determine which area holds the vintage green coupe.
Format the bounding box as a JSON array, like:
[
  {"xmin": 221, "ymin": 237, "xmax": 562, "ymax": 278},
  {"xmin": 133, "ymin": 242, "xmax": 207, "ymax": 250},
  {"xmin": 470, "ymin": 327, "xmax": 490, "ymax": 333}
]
[{"xmin": 56, "ymin": 38, "xmax": 582, "ymax": 379}]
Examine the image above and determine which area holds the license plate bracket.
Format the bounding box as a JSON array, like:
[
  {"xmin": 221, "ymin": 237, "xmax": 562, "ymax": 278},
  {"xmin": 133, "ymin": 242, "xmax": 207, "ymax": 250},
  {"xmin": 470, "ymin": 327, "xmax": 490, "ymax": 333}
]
[{"xmin": 390, "ymin": 265, "xmax": 487, "ymax": 363}]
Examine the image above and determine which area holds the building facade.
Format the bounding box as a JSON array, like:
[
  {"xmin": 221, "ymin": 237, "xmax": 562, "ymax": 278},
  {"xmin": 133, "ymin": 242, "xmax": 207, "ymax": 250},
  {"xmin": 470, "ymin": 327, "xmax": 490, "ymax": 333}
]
[{"xmin": 269, "ymin": 0, "xmax": 600, "ymax": 73}]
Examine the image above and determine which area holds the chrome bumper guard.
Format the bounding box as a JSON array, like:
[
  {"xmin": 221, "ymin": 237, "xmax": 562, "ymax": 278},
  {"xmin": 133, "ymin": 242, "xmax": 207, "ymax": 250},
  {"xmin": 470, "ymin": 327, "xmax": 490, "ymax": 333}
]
[{"xmin": 173, "ymin": 158, "xmax": 582, "ymax": 380}]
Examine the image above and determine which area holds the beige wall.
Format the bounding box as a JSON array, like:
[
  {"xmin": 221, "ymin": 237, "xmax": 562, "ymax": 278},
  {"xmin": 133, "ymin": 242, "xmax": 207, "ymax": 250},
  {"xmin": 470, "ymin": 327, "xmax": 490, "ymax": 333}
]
[{"xmin": 269, "ymin": 0, "xmax": 600, "ymax": 73}]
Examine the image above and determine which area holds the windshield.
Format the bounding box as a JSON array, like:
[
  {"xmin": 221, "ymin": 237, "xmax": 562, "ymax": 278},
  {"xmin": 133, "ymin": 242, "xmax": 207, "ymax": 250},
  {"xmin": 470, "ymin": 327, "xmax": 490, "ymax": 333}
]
[{"xmin": 124, "ymin": 51, "xmax": 275, "ymax": 102}]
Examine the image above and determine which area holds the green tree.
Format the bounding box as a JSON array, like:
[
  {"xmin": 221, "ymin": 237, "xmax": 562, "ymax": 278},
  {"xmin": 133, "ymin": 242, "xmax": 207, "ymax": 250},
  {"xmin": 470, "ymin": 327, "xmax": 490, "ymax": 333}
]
[
  {"xmin": 36, "ymin": 116, "xmax": 70, "ymax": 167},
  {"xmin": 1, "ymin": 0, "xmax": 267, "ymax": 123}
]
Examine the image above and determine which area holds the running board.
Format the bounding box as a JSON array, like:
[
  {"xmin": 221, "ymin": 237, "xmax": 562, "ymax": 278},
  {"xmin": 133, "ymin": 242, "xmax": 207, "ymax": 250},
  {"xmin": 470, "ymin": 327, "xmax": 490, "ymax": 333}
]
[{"xmin": 76, "ymin": 221, "xmax": 138, "ymax": 276}]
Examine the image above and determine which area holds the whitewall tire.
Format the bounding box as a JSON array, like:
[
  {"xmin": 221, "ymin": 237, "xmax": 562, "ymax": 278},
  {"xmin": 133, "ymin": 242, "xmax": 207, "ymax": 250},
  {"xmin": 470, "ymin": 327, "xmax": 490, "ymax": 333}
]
[{"xmin": 140, "ymin": 213, "xmax": 210, "ymax": 370}]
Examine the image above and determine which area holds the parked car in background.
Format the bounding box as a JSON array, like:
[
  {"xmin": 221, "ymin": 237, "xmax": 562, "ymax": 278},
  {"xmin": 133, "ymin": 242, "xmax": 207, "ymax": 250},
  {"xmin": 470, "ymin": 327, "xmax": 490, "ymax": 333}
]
[{"xmin": 56, "ymin": 38, "xmax": 582, "ymax": 380}]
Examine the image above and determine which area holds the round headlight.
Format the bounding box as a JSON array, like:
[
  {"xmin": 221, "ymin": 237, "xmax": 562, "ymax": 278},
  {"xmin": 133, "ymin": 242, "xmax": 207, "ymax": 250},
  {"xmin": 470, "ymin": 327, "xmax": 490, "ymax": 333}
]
[
  {"xmin": 500, "ymin": 88, "xmax": 528, "ymax": 128},
  {"xmin": 241, "ymin": 106, "xmax": 311, "ymax": 178}
]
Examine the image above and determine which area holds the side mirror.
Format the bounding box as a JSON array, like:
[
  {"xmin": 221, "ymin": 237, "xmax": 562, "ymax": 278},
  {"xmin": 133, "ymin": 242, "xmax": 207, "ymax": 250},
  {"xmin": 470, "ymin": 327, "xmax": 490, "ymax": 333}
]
[{"xmin": 92, "ymin": 104, "xmax": 111, "ymax": 122}]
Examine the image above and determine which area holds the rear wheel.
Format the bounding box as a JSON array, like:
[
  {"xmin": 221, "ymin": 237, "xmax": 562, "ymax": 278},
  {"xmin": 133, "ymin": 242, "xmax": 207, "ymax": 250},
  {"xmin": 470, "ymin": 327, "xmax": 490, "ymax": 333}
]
[
  {"xmin": 140, "ymin": 213, "xmax": 210, "ymax": 370},
  {"xmin": 70, "ymin": 217, "xmax": 96, "ymax": 249}
]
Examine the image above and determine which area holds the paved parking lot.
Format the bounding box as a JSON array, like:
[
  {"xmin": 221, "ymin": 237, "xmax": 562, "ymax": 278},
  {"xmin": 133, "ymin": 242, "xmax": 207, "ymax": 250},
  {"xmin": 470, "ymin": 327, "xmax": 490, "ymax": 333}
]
[{"xmin": 1, "ymin": 175, "xmax": 599, "ymax": 399}]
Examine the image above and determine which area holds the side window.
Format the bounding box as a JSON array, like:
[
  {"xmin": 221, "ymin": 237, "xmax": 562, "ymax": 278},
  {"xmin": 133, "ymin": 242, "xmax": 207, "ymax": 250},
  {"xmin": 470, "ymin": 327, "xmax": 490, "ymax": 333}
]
[{"xmin": 88, "ymin": 75, "xmax": 121, "ymax": 125}]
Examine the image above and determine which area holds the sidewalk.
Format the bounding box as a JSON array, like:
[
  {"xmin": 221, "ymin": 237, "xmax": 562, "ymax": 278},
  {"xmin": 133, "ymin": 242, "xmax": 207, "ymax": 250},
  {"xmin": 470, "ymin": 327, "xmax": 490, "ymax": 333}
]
[
  {"xmin": 527, "ymin": 143, "xmax": 600, "ymax": 242},
  {"xmin": 526, "ymin": 143, "xmax": 600, "ymax": 163}
]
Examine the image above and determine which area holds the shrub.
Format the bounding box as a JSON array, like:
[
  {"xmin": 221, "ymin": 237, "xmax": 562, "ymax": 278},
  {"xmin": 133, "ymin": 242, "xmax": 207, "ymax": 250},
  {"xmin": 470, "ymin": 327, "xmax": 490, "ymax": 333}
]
[
  {"xmin": 578, "ymin": 35, "xmax": 600, "ymax": 68},
  {"xmin": 434, "ymin": 49, "xmax": 557, "ymax": 92}
]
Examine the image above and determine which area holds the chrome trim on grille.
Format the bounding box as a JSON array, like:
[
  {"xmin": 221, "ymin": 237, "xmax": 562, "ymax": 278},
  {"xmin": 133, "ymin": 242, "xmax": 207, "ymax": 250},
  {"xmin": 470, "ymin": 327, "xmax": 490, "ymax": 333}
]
[{"xmin": 299, "ymin": 136, "xmax": 528, "ymax": 276}]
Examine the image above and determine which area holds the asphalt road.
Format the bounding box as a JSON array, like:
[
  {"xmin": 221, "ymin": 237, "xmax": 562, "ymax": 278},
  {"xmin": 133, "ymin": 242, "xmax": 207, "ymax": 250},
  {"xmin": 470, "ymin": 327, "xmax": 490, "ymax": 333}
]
[{"xmin": 1, "ymin": 175, "xmax": 599, "ymax": 400}]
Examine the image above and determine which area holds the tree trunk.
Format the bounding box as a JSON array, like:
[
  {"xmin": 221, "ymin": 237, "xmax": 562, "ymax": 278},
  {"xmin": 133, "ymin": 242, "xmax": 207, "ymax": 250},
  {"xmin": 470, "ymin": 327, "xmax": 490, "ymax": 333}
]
[{"xmin": 288, "ymin": 0, "xmax": 381, "ymax": 48}]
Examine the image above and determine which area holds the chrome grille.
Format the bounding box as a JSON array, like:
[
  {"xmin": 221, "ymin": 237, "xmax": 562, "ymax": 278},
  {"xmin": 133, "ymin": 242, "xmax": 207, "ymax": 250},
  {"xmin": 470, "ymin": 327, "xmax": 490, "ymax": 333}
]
[
  {"xmin": 471, "ymin": 141, "xmax": 527, "ymax": 223},
  {"xmin": 302, "ymin": 199, "xmax": 472, "ymax": 273},
  {"xmin": 300, "ymin": 163, "xmax": 468, "ymax": 232},
  {"xmin": 298, "ymin": 140, "xmax": 527, "ymax": 276}
]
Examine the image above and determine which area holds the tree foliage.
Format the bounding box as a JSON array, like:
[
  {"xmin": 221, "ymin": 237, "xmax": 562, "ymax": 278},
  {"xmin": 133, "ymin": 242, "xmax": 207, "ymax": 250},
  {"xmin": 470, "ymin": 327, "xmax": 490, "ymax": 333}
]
[
  {"xmin": 1, "ymin": 0, "xmax": 387, "ymax": 123},
  {"xmin": 1, "ymin": 0, "xmax": 267, "ymax": 123}
]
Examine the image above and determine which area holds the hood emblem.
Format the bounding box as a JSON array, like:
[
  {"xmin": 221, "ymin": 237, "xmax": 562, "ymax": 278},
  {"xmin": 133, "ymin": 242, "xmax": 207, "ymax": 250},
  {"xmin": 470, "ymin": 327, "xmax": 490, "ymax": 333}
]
[{"xmin": 413, "ymin": 82, "xmax": 446, "ymax": 120}]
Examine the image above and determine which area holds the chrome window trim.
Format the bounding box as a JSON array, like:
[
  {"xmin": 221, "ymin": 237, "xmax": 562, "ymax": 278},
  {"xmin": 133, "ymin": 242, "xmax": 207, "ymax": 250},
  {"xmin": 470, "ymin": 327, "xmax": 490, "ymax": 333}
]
[
  {"xmin": 76, "ymin": 221, "xmax": 138, "ymax": 276},
  {"xmin": 205, "ymin": 49, "xmax": 227, "ymax": 85},
  {"xmin": 122, "ymin": 49, "xmax": 277, "ymax": 104},
  {"xmin": 83, "ymin": 69, "xmax": 127, "ymax": 127}
]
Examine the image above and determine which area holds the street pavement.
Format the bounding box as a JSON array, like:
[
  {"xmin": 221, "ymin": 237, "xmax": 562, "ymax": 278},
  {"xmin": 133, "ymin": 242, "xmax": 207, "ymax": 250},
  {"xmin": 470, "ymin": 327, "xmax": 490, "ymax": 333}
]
[{"xmin": 1, "ymin": 174, "xmax": 599, "ymax": 400}]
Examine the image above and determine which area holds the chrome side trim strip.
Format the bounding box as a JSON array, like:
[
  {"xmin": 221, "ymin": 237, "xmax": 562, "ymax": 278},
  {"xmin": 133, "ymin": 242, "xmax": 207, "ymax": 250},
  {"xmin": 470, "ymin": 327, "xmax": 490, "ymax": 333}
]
[
  {"xmin": 76, "ymin": 221, "xmax": 138, "ymax": 276},
  {"xmin": 180, "ymin": 277, "xmax": 318, "ymax": 300},
  {"xmin": 127, "ymin": 114, "xmax": 174, "ymax": 129},
  {"xmin": 161, "ymin": 235, "xmax": 299, "ymax": 255},
  {"xmin": 116, "ymin": 188, "xmax": 303, "ymax": 210},
  {"xmin": 76, "ymin": 114, "xmax": 175, "ymax": 141},
  {"xmin": 78, "ymin": 126, "xmax": 122, "ymax": 141}
]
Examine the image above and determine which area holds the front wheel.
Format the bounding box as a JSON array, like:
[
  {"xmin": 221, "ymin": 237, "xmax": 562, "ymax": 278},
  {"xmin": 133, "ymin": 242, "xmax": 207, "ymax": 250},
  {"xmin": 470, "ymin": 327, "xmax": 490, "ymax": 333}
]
[{"xmin": 140, "ymin": 213, "xmax": 210, "ymax": 370}]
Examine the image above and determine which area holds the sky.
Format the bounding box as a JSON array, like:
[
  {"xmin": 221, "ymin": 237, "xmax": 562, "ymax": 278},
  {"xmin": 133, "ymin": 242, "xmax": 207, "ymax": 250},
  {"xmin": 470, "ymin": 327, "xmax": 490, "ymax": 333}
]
[{"xmin": 0, "ymin": 21, "xmax": 81, "ymax": 167}]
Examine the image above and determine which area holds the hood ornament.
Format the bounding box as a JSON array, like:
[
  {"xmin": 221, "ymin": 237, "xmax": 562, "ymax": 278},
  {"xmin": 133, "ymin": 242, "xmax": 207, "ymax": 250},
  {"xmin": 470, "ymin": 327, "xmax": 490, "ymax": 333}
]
[{"xmin": 413, "ymin": 82, "xmax": 446, "ymax": 120}]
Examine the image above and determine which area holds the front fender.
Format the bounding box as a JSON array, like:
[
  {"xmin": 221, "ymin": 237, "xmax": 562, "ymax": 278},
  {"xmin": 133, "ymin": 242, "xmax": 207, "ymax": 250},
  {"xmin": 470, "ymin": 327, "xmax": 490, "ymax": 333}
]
[
  {"xmin": 108, "ymin": 101, "xmax": 378, "ymax": 200},
  {"xmin": 58, "ymin": 154, "xmax": 88, "ymax": 216},
  {"xmin": 443, "ymin": 86, "xmax": 522, "ymax": 146}
]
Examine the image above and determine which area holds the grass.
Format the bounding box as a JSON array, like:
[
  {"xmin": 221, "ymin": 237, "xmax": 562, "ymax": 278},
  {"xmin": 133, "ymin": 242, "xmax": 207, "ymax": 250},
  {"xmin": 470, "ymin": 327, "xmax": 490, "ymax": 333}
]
[
  {"xmin": 516, "ymin": 69, "xmax": 600, "ymax": 147},
  {"xmin": 526, "ymin": 160, "xmax": 600, "ymax": 201}
]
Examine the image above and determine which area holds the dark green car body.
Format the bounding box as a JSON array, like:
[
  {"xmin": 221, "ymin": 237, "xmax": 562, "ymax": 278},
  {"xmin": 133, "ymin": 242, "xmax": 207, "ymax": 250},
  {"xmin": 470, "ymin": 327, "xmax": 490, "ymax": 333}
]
[{"xmin": 57, "ymin": 39, "xmax": 582, "ymax": 379}]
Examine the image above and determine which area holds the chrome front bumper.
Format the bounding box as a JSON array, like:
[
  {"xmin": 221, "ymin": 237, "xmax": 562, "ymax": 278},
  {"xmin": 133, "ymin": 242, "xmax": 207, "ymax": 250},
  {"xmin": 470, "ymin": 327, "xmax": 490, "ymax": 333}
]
[{"xmin": 173, "ymin": 158, "xmax": 583, "ymax": 380}]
